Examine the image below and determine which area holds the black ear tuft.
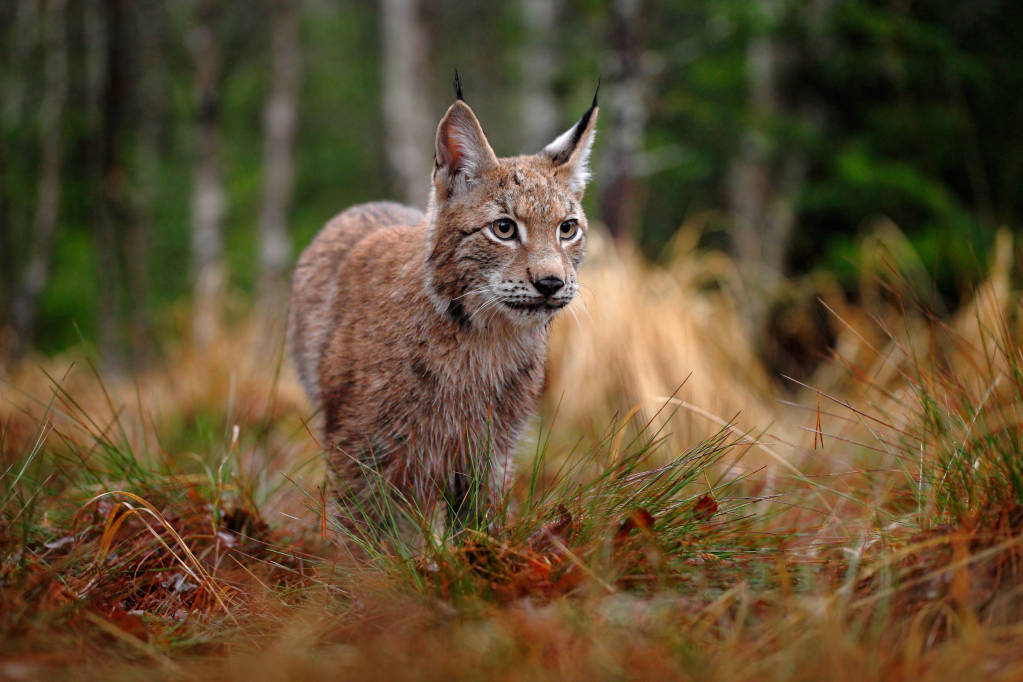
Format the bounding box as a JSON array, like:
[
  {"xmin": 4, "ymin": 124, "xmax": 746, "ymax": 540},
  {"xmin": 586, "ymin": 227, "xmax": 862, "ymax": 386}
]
[
  {"xmin": 539, "ymin": 81, "xmax": 600, "ymax": 195},
  {"xmin": 557, "ymin": 85, "xmax": 600, "ymax": 163},
  {"xmin": 453, "ymin": 68, "xmax": 464, "ymax": 102}
]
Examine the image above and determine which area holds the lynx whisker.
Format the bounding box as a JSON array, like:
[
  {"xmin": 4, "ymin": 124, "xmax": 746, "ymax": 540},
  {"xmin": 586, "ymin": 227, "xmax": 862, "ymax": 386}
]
[
  {"xmin": 452, "ymin": 286, "xmax": 489, "ymax": 302},
  {"xmin": 576, "ymin": 299, "xmax": 593, "ymax": 323},
  {"xmin": 565, "ymin": 303, "xmax": 584, "ymax": 332},
  {"xmin": 468, "ymin": 296, "xmax": 502, "ymax": 324}
]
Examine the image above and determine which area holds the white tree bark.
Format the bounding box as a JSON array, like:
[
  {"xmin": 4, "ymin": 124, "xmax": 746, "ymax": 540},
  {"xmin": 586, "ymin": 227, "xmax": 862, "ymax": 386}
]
[
  {"xmin": 190, "ymin": 0, "xmax": 226, "ymax": 347},
  {"xmin": 519, "ymin": 0, "xmax": 559, "ymax": 150},
  {"xmin": 599, "ymin": 0, "xmax": 647, "ymax": 241},
  {"xmin": 11, "ymin": 0, "xmax": 68, "ymax": 360},
  {"xmin": 380, "ymin": 0, "xmax": 431, "ymax": 207},
  {"xmin": 258, "ymin": 0, "xmax": 302, "ymax": 317}
]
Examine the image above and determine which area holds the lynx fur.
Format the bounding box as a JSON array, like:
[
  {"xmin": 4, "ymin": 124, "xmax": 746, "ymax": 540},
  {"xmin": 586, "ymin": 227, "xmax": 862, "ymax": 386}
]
[{"xmin": 288, "ymin": 80, "xmax": 598, "ymax": 527}]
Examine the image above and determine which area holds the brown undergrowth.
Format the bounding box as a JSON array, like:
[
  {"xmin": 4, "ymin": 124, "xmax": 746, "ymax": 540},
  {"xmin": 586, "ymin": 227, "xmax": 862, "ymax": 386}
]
[{"xmin": 3, "ymin": 227, "xmax": 1023, "ymax": 680}]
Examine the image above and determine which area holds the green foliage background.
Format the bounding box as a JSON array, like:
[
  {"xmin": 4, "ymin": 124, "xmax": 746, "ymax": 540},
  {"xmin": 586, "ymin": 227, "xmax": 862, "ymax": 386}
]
[{"xmin": 2, "ymin": 0, "xmax": 1021, "ymax": 355}]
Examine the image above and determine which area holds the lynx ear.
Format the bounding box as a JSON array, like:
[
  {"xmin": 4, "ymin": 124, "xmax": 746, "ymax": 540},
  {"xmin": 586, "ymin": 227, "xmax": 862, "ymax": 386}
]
[
  {"xmin": 433, "ymin": 100, "xmax": 498, "ymax": 200},
  {"xmin": 541, "ymin": 85, "xmax": 599, "ymax": 197}
]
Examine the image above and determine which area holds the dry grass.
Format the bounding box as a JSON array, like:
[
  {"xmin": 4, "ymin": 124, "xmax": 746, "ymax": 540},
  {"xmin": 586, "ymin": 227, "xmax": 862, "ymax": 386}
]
[
  {"xmin": 3, "ymin": 225, "xmax": 1023, "ymax": 680},
  {"xmin": 547, "ymin": 226, "xmax": 778, "ymax": 463}
]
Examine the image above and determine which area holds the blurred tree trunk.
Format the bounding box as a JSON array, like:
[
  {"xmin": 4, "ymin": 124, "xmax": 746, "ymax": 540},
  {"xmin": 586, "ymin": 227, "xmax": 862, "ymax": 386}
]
[
  {"xmin": 728, "ymin": 0, "xmax": 822, "ymax": 343},
  {"xmin": 1, "ymin": 1, "xmax": 37, "ymax": 126},
  {"xmin": 1, "ymin": 1, "xmax": 40, "ymax": 344},
  {"xmin": 519, "ymin": 0, "xmax": 559, "ymax": 151},
  {"xmin": 0, "ymin": 135, "xmax": 10, "ymax": 349},
  {"xmin": 600, "ymin": 0, "xmax": 647, "ymax": 242},
  {"xmin": 190, "ymin": 0, "xmax": 226, "ymax": 347},
  {"xmin": 82, "ymin": 0, "xmax": 116, "ymax": 368},
  {"xmin": 10, "ymin": 0, "xmax": 68, "ymax": 361},
  {"xmin": 257, "ymin": 0, "xmax": 302, "ymax": 321},
  {"xmin": 380, "ymin": 0, "xmax": 431, "ymax": 208},
  {"xmin": 125, "ymin": 0, "xmax": 166, "ymax": 368},
  {"xmin": 89, "ymin": 0, "xmax": 133, "ymax": 372}
]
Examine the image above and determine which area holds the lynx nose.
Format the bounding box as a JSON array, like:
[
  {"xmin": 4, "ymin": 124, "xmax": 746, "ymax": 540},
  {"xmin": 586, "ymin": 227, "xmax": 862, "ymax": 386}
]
[{"xmin": 532, "ymin": 276, "xmax": 565, "ymax": 298}]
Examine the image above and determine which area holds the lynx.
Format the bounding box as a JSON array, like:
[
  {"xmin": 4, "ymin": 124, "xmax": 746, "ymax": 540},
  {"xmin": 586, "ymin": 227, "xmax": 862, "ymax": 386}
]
[{"xmin": 288, "ymin": 78, "xmax": 598, "ymax": 529}]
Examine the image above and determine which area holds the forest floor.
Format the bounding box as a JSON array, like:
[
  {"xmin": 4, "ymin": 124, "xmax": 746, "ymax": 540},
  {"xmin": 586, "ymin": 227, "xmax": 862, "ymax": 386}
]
[{"xmin": 3, "ymin": 238, "xmax": 1023, "ymax": 681}]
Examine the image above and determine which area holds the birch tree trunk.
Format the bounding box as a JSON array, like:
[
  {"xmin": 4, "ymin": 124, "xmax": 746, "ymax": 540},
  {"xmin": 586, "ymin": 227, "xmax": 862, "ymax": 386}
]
[
  {"xmin": 10, "ymin": 0, "xmax": 68, "ymax": 361},
  {"xmin": 599, "ymin": 0, "xmax": 647, "ymax": 242},
  {"xmin": 257, "ymin": 0, "xmax": 302, "ymax": 320},
  {"xmin": 380, "ymin": 0, "xmax": 431, "ymax": 207},
  {"xmin": 190, "ymin": 0, "xmax": 226, "ymax": 347},
  {"xmin": 519, "ymin": 0, "xmax": 559, "ymax": 151},
  {"xmin": 727, "ymin": 0, "xmax": 809, "ymax": 342}
]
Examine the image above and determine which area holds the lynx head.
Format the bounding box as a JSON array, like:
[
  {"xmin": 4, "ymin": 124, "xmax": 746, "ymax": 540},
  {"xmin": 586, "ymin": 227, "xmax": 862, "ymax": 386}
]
[{"xmin": 425, "ymin": 79, "xmax": 598, "ymax": 331}]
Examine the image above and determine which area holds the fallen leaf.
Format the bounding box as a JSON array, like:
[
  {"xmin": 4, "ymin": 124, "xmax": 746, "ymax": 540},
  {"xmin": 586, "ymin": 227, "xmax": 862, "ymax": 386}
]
[
  {"xmin": 615, "ymin": 508, "xmax": 655, "ymax": 544},
  {"xmin": 692, "ymin": 495, "xmax": 718, "ymax": 521},
  {"xmin": 528, "ymin": 504, "xmax": 574, "ymax": 554}
]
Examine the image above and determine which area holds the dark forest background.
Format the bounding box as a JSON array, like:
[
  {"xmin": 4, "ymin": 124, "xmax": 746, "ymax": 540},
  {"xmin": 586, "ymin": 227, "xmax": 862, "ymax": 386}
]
[{"xmin": 2, "ymin": 0, "xmax": 1021, "ymax": 373}]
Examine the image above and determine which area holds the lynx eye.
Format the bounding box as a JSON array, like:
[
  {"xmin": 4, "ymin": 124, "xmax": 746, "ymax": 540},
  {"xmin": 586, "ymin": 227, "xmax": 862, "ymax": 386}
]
[
  {"xmin": 491, "ymin": 218, "xmax": 517, "ymax": 241},
  {"xmin": 558, "ymin": 219, "xmax": 579, "ymax": 240}
]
